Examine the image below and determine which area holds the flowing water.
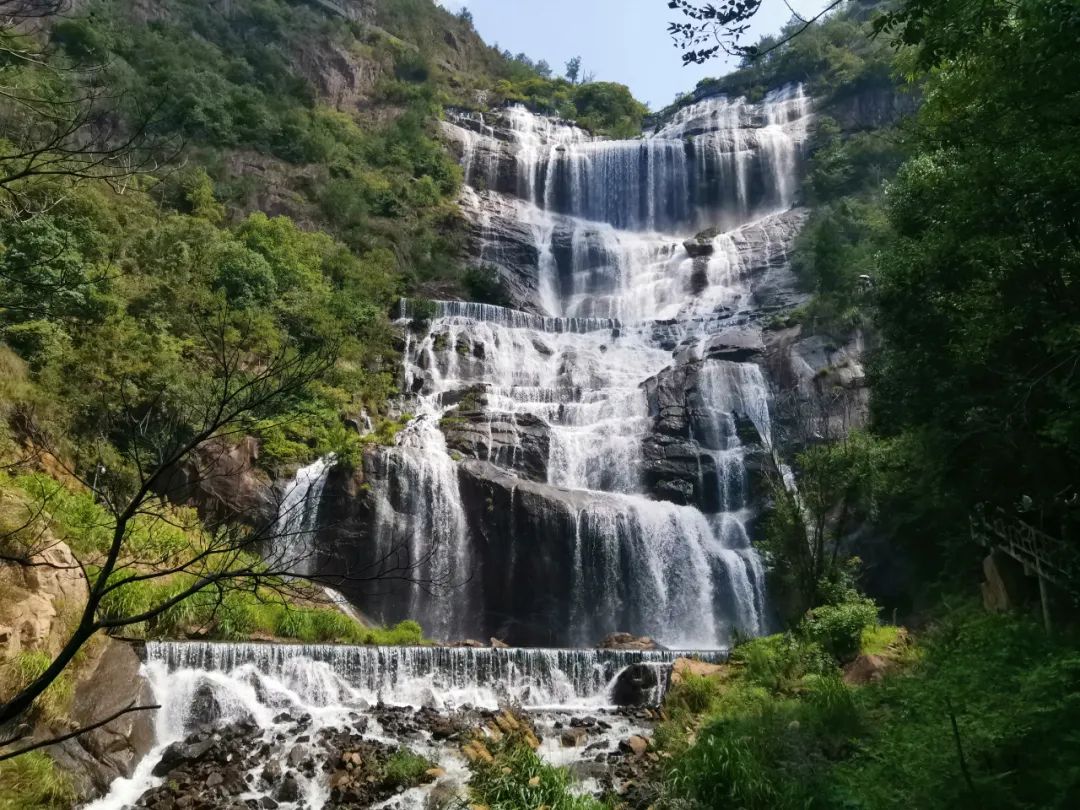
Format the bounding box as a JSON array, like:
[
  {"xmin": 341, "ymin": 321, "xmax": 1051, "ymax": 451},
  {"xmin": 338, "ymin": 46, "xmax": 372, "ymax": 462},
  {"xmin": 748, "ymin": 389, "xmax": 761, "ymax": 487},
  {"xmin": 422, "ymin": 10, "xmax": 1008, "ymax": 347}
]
[
  {"xmin": 87, "ymin": 642, "xmax": 711, "ymax": 809},
  {"xmin": 89, "ymin": 87, "xmax": 812, "ymax": 808},
  {"xmin": 359, "ymin": 85, "xmax": 811, "ymax": 647}
]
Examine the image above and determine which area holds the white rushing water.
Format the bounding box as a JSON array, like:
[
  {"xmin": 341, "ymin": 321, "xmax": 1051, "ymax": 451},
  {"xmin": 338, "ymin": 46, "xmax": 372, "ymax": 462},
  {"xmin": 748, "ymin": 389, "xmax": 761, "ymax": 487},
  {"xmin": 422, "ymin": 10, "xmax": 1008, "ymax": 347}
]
[
  {"xmin": 89, "ymin": 85, "xmax": 812, "ymax": 810},
  {"xmin": 356, "ymin": 87, "xmax": 811, "ymax": 647},
  {"xmin": 269, "ymin": 455, "xmax": 335, "ymax": 576},
  {"xmin": 87, "ymin": 642, "xmax": 711, "ymax": 809}
]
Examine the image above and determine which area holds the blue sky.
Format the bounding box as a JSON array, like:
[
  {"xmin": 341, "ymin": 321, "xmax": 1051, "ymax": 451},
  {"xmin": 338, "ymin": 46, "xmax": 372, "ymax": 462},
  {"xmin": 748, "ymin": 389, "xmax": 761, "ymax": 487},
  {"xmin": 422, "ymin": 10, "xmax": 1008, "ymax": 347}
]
[{"xmin": 436, "ymin": 0, "xmax": 828, "ymax": 109}]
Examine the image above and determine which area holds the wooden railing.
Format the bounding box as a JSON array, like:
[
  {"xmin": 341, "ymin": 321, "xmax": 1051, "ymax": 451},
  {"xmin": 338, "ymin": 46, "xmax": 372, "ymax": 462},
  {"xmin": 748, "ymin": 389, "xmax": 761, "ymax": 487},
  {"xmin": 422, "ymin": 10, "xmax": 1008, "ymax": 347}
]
[
  {"xmin": 305, "ymin": 0, "xmax": 351, "ymax": 19},
  {"xmin": 971, "ymin": 507, "xmax": 1078, "ymax": 590},
  {"xmin": 971, "ymin": 506, "xmax": 1079, "ymax": 629}
]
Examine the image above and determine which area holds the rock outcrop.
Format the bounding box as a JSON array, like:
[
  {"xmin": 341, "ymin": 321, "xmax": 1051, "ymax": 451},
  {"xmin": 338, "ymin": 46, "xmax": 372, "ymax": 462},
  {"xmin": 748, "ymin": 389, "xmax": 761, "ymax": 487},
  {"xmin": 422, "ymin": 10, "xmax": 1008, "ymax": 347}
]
[
  {"xmin": 599, "ymin": 633, "xmax": 661, "ymax": 651},
  {"xmin": 0, "ymin": 538, "xmax": 86, "ymax": 658},
  {"xmin": 609, "ymin": 664, "xmax": 663, "ymax": 707},
  {"xmin": 160, "ymin": 435, "xmax": 276, "ymax": 527},
  {"xmin": 49, "ymin": 640, "xmax": 156, "ymax": 801},
  {"xmin": 0, "ymin": 536, "xmax": 154, "ymax": 804},
  {"xmin": 440, "ymin": 391, "xmax": 551, "ymax": 482}
]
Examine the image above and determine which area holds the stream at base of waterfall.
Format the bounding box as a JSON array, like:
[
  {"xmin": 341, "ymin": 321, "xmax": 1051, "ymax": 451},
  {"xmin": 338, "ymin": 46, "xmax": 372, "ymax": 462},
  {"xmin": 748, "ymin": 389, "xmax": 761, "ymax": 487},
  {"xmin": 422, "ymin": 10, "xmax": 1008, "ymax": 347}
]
[
  {"xmin": 87, "ymin": 86, "xmax": 811, "ymax": 808},
  {"xmin": 86, "ymin": 643, "xmax": 717, "ymax": 810}
]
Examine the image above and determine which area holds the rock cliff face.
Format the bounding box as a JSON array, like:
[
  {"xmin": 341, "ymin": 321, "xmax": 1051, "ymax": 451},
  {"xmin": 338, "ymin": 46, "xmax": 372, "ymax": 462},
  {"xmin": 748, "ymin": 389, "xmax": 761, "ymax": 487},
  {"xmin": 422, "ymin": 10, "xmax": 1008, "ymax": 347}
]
[
  {"xmin": 318, "ymin": 87, "xmax": 823, "ymax": 648},
  {"xmin": 0, "ymin": 538, "xmax": 154, "ymax": 804},
  {"xmin": 48, "ymin": 640, "xmax": 156, "ymax": 801},
  {"xmin": 0, "ymin": 536, "xmax": 86, "ymax": 658},
  {"xmin": 160, "ymin": 435, "xmax": 276, "ymax": 528}
]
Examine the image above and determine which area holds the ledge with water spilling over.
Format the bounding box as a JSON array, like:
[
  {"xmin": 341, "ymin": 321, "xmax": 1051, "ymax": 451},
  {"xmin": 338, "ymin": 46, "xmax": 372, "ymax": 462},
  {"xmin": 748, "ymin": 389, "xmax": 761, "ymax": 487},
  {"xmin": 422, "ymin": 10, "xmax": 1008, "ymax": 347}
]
[
  {"xmin": 288, "ymin": 85, "xmax": 816, "ymax": 651},
  {"xmin": 144, "ymin": 640, "xmax": 727, "ymax": 710}
]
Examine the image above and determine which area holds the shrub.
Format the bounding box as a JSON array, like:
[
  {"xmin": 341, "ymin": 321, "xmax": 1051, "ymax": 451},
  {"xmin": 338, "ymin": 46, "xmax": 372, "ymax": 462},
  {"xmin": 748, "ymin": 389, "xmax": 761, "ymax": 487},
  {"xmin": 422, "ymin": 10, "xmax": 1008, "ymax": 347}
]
[
  {"xmin": 468, "ymin": 735, "xmax": 610, "ymax": 810},
  {"xmin": 380, "ymin": 748, "xmax": 432, "ymax": 788},
  {"xmin": 799, "ymin": 596, "xmax": 879, "ymax": 662},
  {"xmin": 734, "ymin": 632, "xmax": 831, "ymax": 693}
]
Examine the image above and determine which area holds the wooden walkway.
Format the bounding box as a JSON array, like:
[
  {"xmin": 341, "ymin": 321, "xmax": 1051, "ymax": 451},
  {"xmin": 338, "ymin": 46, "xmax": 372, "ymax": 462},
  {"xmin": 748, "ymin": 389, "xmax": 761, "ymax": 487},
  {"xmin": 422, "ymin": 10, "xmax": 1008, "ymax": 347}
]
[
  {"xmin": 971, "ymin": 507, "xmax": 1079, "ymax": 629},
  {"xmin": 306, "ymin": 0, "xmax": 352, "ymax": 19}
]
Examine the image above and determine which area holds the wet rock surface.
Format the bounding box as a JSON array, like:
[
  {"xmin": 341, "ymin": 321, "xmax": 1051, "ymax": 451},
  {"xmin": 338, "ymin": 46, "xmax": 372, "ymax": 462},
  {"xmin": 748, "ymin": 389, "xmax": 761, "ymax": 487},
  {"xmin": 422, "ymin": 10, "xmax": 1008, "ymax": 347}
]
[
  {"xmin": 133, "ymin": 705, "xmax": 470, "ymax": 809},
  {"xmin": 124, "ymin": 701, "xmax": 664, "ymax": 810}
]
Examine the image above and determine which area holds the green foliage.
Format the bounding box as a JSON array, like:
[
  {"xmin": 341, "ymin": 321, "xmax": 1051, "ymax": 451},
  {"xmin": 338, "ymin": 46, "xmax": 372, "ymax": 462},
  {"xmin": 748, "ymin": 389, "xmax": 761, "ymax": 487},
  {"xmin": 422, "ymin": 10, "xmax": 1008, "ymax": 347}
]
[
  {"xmin": 467, "ymin": 730, "xmax": 611, "ymax": 810},
  {"xmin": 869, "ymin": 0, "xmax": 1080, "ymax": 540},
  {"xmin": 358, "ymin": 619, "xmax": 426, "ymax": 646},
  {"xmin": 380, "ymin": 748, "xmax": 432, "ymax": 788},
  {"xmin": 800, "ymin": 595, "xmax": 879, "ymax": 663},
  {"xmin": 0, "ymin": 651, "xmax": 72, "ymax": 724},
  {"xmin": 489, "ymin": 71, "xmax": 647, "ymax": 138},
  {"xmin": 733, "ymin": 632, "xmax": 833, "ymax": 693},
  {"xmin": 661, "ymin": 607, "xmax": 1080, "ymax": 810},
  {"xmin": 0, "ymin": 752, "xmax": 76, "ymax": 810},
  {"xmin": 665, "ymin": 671, "xmax": 859, "ymax": 810},
  {"xmin": 831, "ymin": 608, "xmax": 1080, "ymax": 809},
  {"xmin": 679, "ymin": 1, "xmax": 899, "ymax": 109},
  {"xmin": 667, "ymin": 673, "xmax": 723, "ymax": 714},
  {"xmin": 762, "ymin": 433, "xmax": 887, "ymax": 618},
  {"xmin": 859, "ymin": 623, "xmax": 902, "ymax": 656},
  {"xmin": 570, "ymin": 82, "xmax": 649, "ymax": 138}
]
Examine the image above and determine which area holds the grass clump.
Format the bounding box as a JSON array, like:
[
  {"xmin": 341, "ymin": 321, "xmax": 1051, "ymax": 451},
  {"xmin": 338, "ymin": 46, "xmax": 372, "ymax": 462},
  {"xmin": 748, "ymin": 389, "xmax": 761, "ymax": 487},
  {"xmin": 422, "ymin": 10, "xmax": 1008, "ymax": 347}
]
[
  {"xmin": 0, "ymin": 651, "xmax": 73, "ymax": 724},
  {"xmin": 380, "ymin": 748, "xmax": 432, "ymax": 788},
  {"xmin": 0, "ymin": 752, "xmax": 76, "ymax": 810},
  {"xmin": 465, "ymin": 717, "xmax": 611, "ymax": 810}
]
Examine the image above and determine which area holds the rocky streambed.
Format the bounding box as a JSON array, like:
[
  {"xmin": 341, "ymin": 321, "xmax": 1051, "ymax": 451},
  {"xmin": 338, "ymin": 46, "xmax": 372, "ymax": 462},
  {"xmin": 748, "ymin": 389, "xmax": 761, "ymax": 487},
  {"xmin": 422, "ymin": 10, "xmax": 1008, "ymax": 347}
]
[
  {"xmin": 120, "ymin": 704, "xmax": 662, "ymax": 810},
  {"xmin": 85, "ymin": 642, "xmax": 692, "ymax": 810}
]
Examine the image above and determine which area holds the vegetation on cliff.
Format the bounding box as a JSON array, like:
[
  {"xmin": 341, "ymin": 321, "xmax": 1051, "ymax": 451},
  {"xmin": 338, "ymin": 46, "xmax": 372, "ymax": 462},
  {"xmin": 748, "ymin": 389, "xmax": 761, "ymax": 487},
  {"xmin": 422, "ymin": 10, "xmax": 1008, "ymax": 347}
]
[{"xmin": 656, "ymin": 1, "xmax": 1080, "ymax": 807}]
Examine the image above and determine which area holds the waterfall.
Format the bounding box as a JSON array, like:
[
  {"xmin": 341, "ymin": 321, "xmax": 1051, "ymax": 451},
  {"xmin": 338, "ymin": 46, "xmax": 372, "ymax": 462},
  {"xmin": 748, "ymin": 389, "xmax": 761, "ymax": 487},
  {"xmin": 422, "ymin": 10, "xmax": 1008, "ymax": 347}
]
[
  {"xmin": 270, "ymin": 455, "xmax": 334, "ymax": 576},
  {"xmin": 87, "ymin": 639, "xmax": 723, "ymax": 809},
  {"xmin": 446, "ymin": 85, "xmax": 810, "ymax": 234},
  {"xmin": 358, "ymin": 86, "xmax": 812, "ymax": 648},
  {"xmin": 143, "ymin": 641, "xmax": 718, "ymax": 709}
]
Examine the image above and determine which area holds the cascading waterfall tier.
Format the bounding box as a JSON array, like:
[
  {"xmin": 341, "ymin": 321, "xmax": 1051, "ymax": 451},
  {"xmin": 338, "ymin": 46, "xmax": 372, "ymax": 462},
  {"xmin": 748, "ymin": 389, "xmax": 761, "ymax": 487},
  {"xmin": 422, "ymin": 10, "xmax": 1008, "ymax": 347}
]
[
  {"xmin": 448, "ymin": 85, "xmax": 810, "ymax": 234},
  {"xmin": 145, "ymin": 641, "xmax": 718, "ymax": 709},
  {"xmin": 343, "ymin": 86, "xmax": 812, "ymax": 649},
  {"xmin": 88, "ymin": 640, "xmax": 719, "ymax": 809}
]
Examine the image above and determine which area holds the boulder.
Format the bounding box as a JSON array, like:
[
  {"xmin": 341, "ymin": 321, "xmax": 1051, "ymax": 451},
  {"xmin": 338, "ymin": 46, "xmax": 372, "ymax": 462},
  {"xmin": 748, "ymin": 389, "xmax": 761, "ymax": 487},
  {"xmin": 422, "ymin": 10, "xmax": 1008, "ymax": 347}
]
[
  {"xmin": 36, "ymin": 637, "xmax": 156, "ymax": 803},
  {"xmin": 152, "ymin": 738, "xmax": 216, "ymax": 777},
  {"xmin": 276, "ymin": 773, "xmax": 301, "ymax": 803},
  {"xmin": 683, "ymin": 230, "xmax": 717, "ymax": 258},
  {"xmin": 609, "ymin": 663, "xmax": 662, "ymax": 707},
  {"xmin": 981, "ymin": 550, "xmax": 1032, "ymax": 613},
  {"xmin": 619, "ymin": 735, "xmax": 650, "ymax": 756},
  {"xmin": 598, "ymin": 632, "xmax": 660, "ymax": 650},
  {"xmin": 189, "ymin": 681, "xmax": 223, "ymax": 726},
  {"xmin": 560, "ymin": 727, "xmax": 588, "ymax": 747}
]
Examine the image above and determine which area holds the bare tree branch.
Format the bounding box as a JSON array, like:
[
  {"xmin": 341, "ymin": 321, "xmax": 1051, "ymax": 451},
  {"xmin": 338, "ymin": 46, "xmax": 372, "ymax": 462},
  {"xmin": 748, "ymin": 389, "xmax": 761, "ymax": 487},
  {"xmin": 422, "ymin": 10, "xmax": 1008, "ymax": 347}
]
[{"xmin": 0, "ymin": 702, "xmax": 160, "ymax": 760}]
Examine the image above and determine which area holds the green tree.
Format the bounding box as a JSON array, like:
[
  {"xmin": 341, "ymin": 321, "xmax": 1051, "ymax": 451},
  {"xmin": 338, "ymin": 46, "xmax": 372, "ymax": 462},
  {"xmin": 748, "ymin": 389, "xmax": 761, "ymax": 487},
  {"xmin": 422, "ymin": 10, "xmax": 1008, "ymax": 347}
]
[
  {"xmin": 870, "ymin": 0, "xmax": 1080, "ymax": 539},
  {"xmin": 564, "ymin": 55, "xmax": 582, "ymax": 84}
]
